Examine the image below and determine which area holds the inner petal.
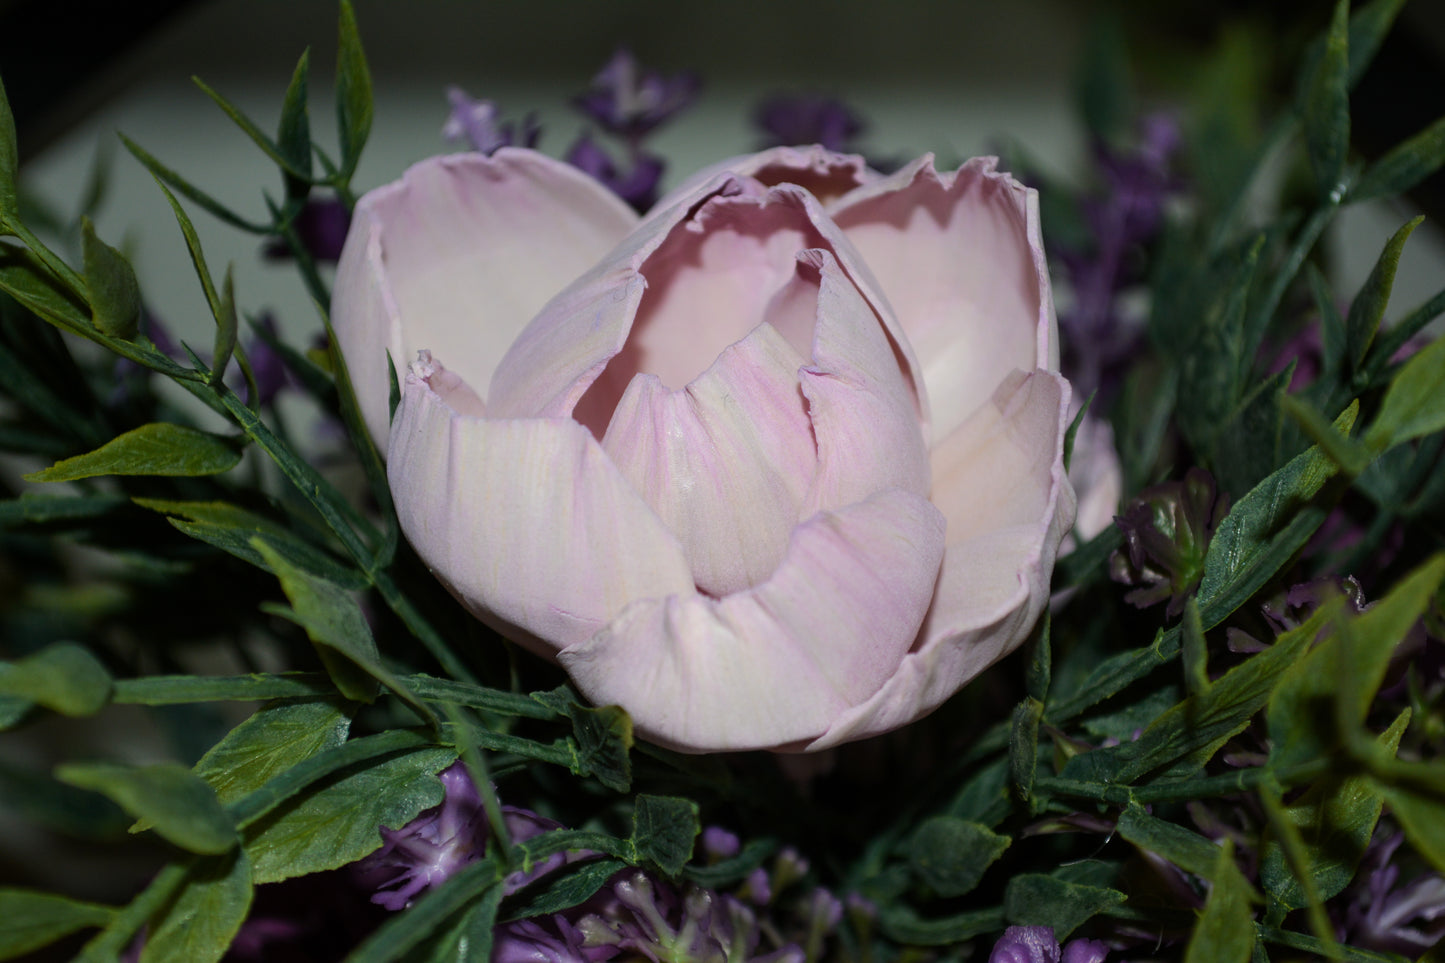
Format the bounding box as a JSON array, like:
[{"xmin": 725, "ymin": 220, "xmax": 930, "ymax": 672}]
[
  {"xmin": 601, "ymin": 319, "xmax": 817, "ymax": 598},
  {"xmin": 573, "ymin": 193, "xmax": 828, "ymax": 438}
]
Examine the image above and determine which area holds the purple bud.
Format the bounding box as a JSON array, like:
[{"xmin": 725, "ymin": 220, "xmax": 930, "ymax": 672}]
[
  {"xmin": 263, "ymin": 196, "xmax": 351, "ymax": 264},
  {"xmin": 1109, "ymin": 467, "xmax": 1227, "ymax": 617},
  {"xmin": 563, "ymin": 132, "xmax": 664, "ymax": 213},
  {"xmin": 1060, "ymin": 937, "xmax": 1110, "ymax": 963},
  {"xmin": 702, "ymin": 826, "xmax": 741, "ymax": 860},
  {"xmin": 245, "ymin": 312, "xmax": 291, "ymax": 408},
  {"xmin": 753, "ymin": 94, "xmax": 865, "ymax": 152},
  {"xmin": 742, "ymin": 867, "xmax": 773, "ymax": 906},
  {"xmin": 573, "ymin": 49, "xmax": 699, "ymax": 139},
  {"xmin": 442, "ymin": 87, "xmax": 540, "ymax": 155},
  {"xmin": 989, "ymin": 925, "xmax": 1062, "ymax": 963}
]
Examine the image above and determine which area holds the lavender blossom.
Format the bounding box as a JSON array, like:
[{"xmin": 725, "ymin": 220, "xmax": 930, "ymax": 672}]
[
  {"xmin": 988, "ymin": 926, "xmax": 1108, "ymax": 963},
  {"xmin": 1341, "ymin": 831, "xmax": 1445, "ymax": 955},
  {"xmin": 1110, "ymin": 467, "xmax": 1227, "ymax": 617},
  {"xmin": 702, "ymin": 827, "xmax": 742, "ymax": 861},
  {"xmin": 564, "ymin": 131, "xmax": 665, "ymax": 212},
  {"xmin": 753, "ymin": 94, "xmax": 865, "ymax": 152},
  {"xmin": 262, "ymin": 195, "xmax": 351, "ymax": 263},
  {"xmin": 573, "ymin": 49, "xmax": 699, "ymax": 140},
  {"xmin": 443, "ymin": 86, "xmax": 541, "ymax": 155}
]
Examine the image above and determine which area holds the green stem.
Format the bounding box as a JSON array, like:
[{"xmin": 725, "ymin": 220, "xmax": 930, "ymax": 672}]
[
  {"xmin": 373, "ymin": 571, "xmax": 478, "ymax": 683},
  {"xmin": 73, "ymin": 862, "xmax": 189, "ymax": 963}
]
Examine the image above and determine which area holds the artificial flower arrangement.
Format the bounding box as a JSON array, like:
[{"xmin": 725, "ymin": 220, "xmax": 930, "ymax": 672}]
[{"xmin": 1, "ymin": 1, "xmax": 1444, "ymax": 960}]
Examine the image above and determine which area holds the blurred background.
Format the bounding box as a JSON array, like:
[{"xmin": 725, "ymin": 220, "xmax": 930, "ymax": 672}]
[{"xmin": 3, "ymin": 0, "xmax": 1444, "ymax": 353}]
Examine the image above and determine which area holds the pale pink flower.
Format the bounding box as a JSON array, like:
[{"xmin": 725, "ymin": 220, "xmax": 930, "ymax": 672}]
[{"xmin": 332, "ymin": 145, "xmax": 1075, "ymax": 752}]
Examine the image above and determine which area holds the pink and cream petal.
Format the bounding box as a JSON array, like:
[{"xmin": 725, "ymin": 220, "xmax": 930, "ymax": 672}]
[
  {"xmin": 647, "ymin": 145, "xmax": 875, "ymax": 221},
  {"xmin": 830, "ymin": 155, "xmax": 1054, "ymax": 444},
  {"xmin": 601, "ymin": 323, "xmax": 816, "ymax": 597},
  {"xmin": 332, "ymin": 149, "xmax": 638, "ymax": 450},
  {"xmin": 387, "ymin": 358, "xmax": 695, "ymax": 655},
  {"xmin": 558, "ymin": 489, "xmax": 947, "ymax": 752}
]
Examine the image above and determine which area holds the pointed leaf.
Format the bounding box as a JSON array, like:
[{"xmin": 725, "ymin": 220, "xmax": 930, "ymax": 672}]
[
  {"xmin": 1346, "ymin": 216, "xmax": 1423, "ymax": 369},
  {"xmin": 192, "ymin": 77, "xmax": 312, "ymax": 181},
  {"xmin": 0, "ymin": 642, "xmax": 111, "ymax": 716},
  {"xmin": 1117, "ymin": 804, "xmax": 1223, "ymax": 881},
  {"xmin": 907, "ymin": 817, "xmax": 1011, "ymax": 897},
  {"xmin": 631, "ymin": 794, "xmax": 699, "ymax": 876},
  {"xmin": 1181, "ymin": 597, "xmax": 1209, "ymax": 694},
  {"xmin": 1353, "ymin": 114, "xmax": 1445, "ymax": 202},
  {"xmin": 208, "ymin": 264, "xmax": 238, "ymax": 387},
  {"xmin": 336, "ymin": 0, "xmax": 373, "ymax": 179},
  {"xmin": 1307, "ymin": 264, "xmax": 1347, "ymax": 378},
  {"xmin": 504, "ymin": 857, "xmax": 627, "ymax": 921},
  {"xmin": 1184, "ymin": 841, "xmax": 1257, "ymax": 963},
  {"xmin": 1302, "ymin": 0, "xmax": 1350, "ymax": 199},
  {"xmin": 25, "ymin": 423, "xmax": 241, "ymax": 482},
  {"xmin": 118, "ymin": 134, "xmax": 270, "ymax": 233},
  {"xmin": 55, "ymin": 762, "xmax": 237, "ymax": 854},
  {"xmin": 1344, "ymin": 0, "xmax": 1410, "ymax": 88},
  {"xmin": 140, "ymin": 849, "xmax": 252, "ymax": 963},
  {"xmin": 80, "ymin": 218, "xmax": 140, "ymax": 339},
  {"xmin": 277, "ymin": 49, "xmax": 313, "ymax": 192},
  {"xmin": 0, "ymin": 889, "xmax": 114, "ymax": 961},
  {"xmin": 0, "ymin": 74, "xmax": 17, "ymax": 220},
  {"xmin": 1003, "ymin": 874, "xmax": 1125, "ymax": 940},
  {"xmin": 1281, "ymin": 393, "xmax": 1371, "ymax": 476},
  {"xmin": 1364, "ymin": 335, "xmax": 1445, "ymax": 452},
  {"xmin": 195, "ymin": 699, "xmax": 352, "ymax": 807}
]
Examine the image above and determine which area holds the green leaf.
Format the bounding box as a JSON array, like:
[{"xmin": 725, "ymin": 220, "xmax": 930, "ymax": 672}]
[
  {"xmin": 403, "ymin": 883, "xmax": 505, "ymax": 963},
  {"xmin": 877, "ymin": 906, "xmax": 1004, "ymax": 946},
  {"xmin": 118, "ymin": 134, "xmax": 270, "ymax": 234},
  {"xmin": 0, "ymin": 642, "xmax": 111, "ymax": 716},
  {"xmin": 1353, "ymin": 114, "xmax": 1445, "ymax": 202},
  {"xmin": 1026, "ymin": 613, "xmax": 1051, "ymax": 703},
  {"xmin": 0, "ymin": 74, "xmax": 17, "ymax": 220},
  {"xmin": 140, "ymin": 849, "xmax": 252, "ymax": 963},
  {"xmin": 1344, "ymin": 0, "xmax": 1410, "ymax": 88},
  {"xmin": 1302, "ymin": 0, "xmax": 1351, "ymax": 199},
  {"xmin": 504, "ymin": 857, "xmax": 627, "ymax": 920},
  {"xmin": 1259, "ymin": 711, "xmax": 1408, "ymax": 910},
  {"xmin": 1003, "ymin": 873, "xmax": 1125, "ymax": 939},
  {"xmin": 0, "ymin": 889, "xmax": 114, "ymax": 961},
  {"xmin": 1184, "ymin": 841, "xmax": 1257, "ymax": 963},
  {"xmin": 336, "ymin": 0, "xmax": 374, "ymax": 179},
  {"xmin": 1009, "ymin": 696, "xmax": 1042, "ymax": 803},
  {"xmin": 532, "ymin": 687, "xmax": 632, "ymax": 792},
  {"xmin": 1117, "ymin": 803, "xmax": 1223, "ymax": 880},
  {"xmin": 192, "ymin": 77, "xmax": 313, "ymax": 182},
  {"xmin": 630, "ymin": 794, "xmax": 699, "ymax": 876},
  {"xmin": 1181, "ymin": 596, "xmax": 1209, "ymax": 694},
  {"xmin": 1363, "ymin": 334, "xmax": 1445, "ymax": 452},
  {"xmin": 1113, "ymin": 601, "xmax": 1335, "ymax": 782},
  {"xmin": 277, "ymin": 49, "xmax": 314, "ymax": 193},
  {"xmin": 25, "ymin": 423, "xmax": 241, "ymax": 482},
  {"xmin": 1361, "ymin": 287, "xmax": 1445, "ymax": 390},
  {"xmin": 244, "ymin": 745, "xmax": 454, "ymax": 883},
  {"xmin": 55, "ymin": 762, "xmax": 237, "ymax": 854},
  {"xmin": 80, "ymin": 218, "xmax": 140, "ymax": 339},
  {"xmin": 0, "ymin": 492, "xmax": 128, "ymax": 526},
  {"xmin": 209, "ymin": 265, "xmax": 239, "ymax": 388},
  {"xmin": 0, "ymin": 240, "xmax": 99, "ymax": 334},
  {"xmin": 947, "ymin": 756, "xmax": 1012, "ymax": 829},
  {"xmin": 349, "ymin": 860, "xmax": 500, "ymax": 963},
  {"xmin": 1308, "ymin": 264, "xmax": 1347, "ymax": 379},
  {"xmin": 134, "ymin": 498, "xmax": 368, "ymax": 589},
  {"xmin": 1281, "ymin": 393, "xmax": 1371, "ymax": 476},
  {"xmin": 906, "ymin": 817, "xmax": 1010, "ymax": 898},
  {"xmin": 1336, "ymin": 556, "xmax": 1445, "ymax": 729},
  {"xmin": 1211, "ymin": 365, "xmax": 1293, "ymax": 497},
  {"xmin": 1346, "ymin": 216, "xmax": 1423, "ymax": 369},
  {"xmin": 196, "ymin": 699, "xmax": 352, "ymax": 806}
]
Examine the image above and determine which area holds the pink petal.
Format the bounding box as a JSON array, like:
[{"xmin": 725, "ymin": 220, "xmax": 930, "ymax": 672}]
[
  {"xmin": 332, "ymin": 149, "xmax": 637, "ymax": 451},
  {"xmin": 647, "ymin": 145, "xmax": 875, "ymax": 219},
  {"xmin": 829, "ymin": 156, "xmax": 1057, "ymax": 444},
  {"xmin": 386, "ymin": 356, "xmax": 694, "ymax": 654},
  {"xmin": 601, "ymin": 322, "xmax": 816, "ymax": 597},
  {"xmin": 805, "ymin": 370, "xmax": 1076, "ymax": 751},
  {"xmin": 558, "ymin": 489, "xmax": 946, "ymax": 752}
]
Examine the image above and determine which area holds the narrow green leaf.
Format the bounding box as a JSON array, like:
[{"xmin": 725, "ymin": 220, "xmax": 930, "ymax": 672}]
[
  {"xmin": 0, "ymin": 492, "xmax": 128, "ymax": 526},
  {"xmin": 0, "ymin": 240, "xmax": 97, "ymax": 335},
  {"xmin": 1336, "ymin": 556, "xmax": 1445, "ymax": 729},
  {"xmin": 0, "ymin": 74, "xmax": 17, "ymax": 219},
  {"xmin": 79, "ymin": 218, "xmax": 140, "ymax": 339},
  {"xmin": 196, "ymin": 699, "xmax": 352, "ymax": 807},
  {"xmin": 140, "ymin": 849, "xmax": 252, "ymax": 963},
  {"xmin": 25, "ymin": 422, "xmax": 241, "ymax": 482},
  {"xmin": 1117, "ymin": 803, "xmax": 1223, "ymax": 880},
  {"xmin": 406, "ymin": 882, "xmax": 505, "ymax": 963},
  {"xmin": 1363, "ymin": 335, "xmax": 1445, "ymax": 452},
  {"xmin": 1347, "ymin": 216, "xmax": 1423, "ymax": 368},
  {"xmin": 244, "ymin": 745, "xmax": 454, "ymax": 883},
  {"xmin": 336, "ymin": 0, "xmax": 374, "ymax": 179},
  {"xmin": 1353, "ymin": 114, "xmax": 1445, "ymax": 202},
  {"xmin": 1026, "ymin": 614, "xmax": 1051, "ymax": 703},
  {"xmin": 1308, "ymin": 264, "xmax": 1347, "ymax": 379},
  {"xmin": 1344, "ymin": 0, "xmax": 1410, "ymax": 88},
  {"xmin": 504, "ymin": 858, "xmax": 627, "ymax": 921},
  {"xmin": 1009, "ymin": 696, "xmax": 1042, "ymax": 803},
  {"xmin": 118, "ymin": 134, "xmax": 271, "ymax": 233},
  {"xmin": 877, "ymin": 906, "xmax": 1004, "ymax": 946},
  {"xmin": 277, "ymin": 49, "xmax": 314, "ymax": 190},
  {"xmin": 1003, "ymin": 873, "xmax": 1126, "ymax": 939},
  {"xmin": 209, "ymin": 264, "xmax": 239, "ymax": 387},
  {"xmin": 1281, "ymin": 394, "xmax": 1371, "ymax": 475},
  {"xmin": 1302, "ymin": 0, "xmax": 1351, "ymax": 199},
  {"xmin": 0, "ymin": 642, "xmax": 111, "ymax": 716},
  {"xmin": 1361, "ymin": 286, "xmax": 1445, "ymax": 387},
  {"xmin": 55, "ymin": 762, "xmax": 237, "ymax": 854},
  {"xmin": 346, "ymin": 860, "xmax": 499, "ymax": 963},
  {"xmin": 1181, "ymin": 596, "xmax": 1209, "ymax": 694},
  {"xmin": 0, "ymin": 889, "xmax": 114, "ymax": 961},
  {"xmin": 133, "ymin": 498, "xmax": 368, "ymax": 589},
  {"xmin": 1184, "ymin": 841, "xmax": 1258, "ymax": 963},
  {"xmin": 907, "ymin": 817, "xmax": 1010, "ymax": 898},
  {"xmin": 191, "ymin": 77, "xmax": 312, "ymax": 181},
  {"xmin": 631, "ymin": 794, "xmax": 699, "ymax": 876}
]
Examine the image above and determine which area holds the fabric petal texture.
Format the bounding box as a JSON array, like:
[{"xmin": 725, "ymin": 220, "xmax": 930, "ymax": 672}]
[{"xmin": 335, "ymin": 145, "xmax": 1074, "ymax": 753}]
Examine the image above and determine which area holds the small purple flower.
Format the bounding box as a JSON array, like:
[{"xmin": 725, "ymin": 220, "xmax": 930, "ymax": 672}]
[
  {"xmin": 753, "ymin": 94, "xmax": 865, "ymax": 152},
  {"xmin": 573, "ymin": 49, "xmax": 699, "ymax": 140},
  {"xmin": 988, "ymin": 926, "xmax": 1108, "ymax": 963},
  {"xmin": 564, "ymin": 132, "xmax": 665, "ymax": 212},
  {"xmin": 263, "ymin": 195, "xmax": 352, "ymax": 263},
  {"xmin": 702, "ymin": 826, "xmax": 741, "ymax": 861},
  {"xmin": 1342, "ymin": 831, "xmax": 1445, "ymax": 955},
  {"xmin": 443, "ymin": 86, "xmax": 541, "ymax": 155},
  {"xmin": 1110, "ymin": 467, "xmax": 1228, "ymax": 617}
]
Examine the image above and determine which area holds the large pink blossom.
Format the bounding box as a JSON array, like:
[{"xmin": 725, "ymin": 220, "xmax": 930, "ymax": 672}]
[{"xmin": 332, "ymin": 145, "xmax": 1075, "ymax": 752}]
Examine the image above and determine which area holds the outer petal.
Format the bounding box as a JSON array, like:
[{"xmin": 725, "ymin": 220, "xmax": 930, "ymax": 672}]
[
  {"xmin": 646, "ymin": 145, "xmax": 876, "ymax": 218},
  {"xmin": 805, "ymin": 370, "xmax": 1075, "ymax": 751},
  {"xmin": 386, "ymin": 355, "xmax": 695, "ymax": 654},
  {"xmin": 332, "ymin": 149, "xmax": 638, "ymax": 452},
  {"xmin": 829, "ymin": 155, "xmax": 1057, "ymax": 444},
  {"xmin": 558, "ymin": 489, "xmax": 946, "ymax": 752}
]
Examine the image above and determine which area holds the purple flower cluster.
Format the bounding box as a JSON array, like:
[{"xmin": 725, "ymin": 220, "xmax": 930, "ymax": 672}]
[
  {"xmin": 1341, "ymin": 830, "xmax": 1445, "ymax": 955},
  {"xmin": 753, "ymin": 94, "xmax": 865, "ymax": 153},
  {"xmin": 988, "ymin": 925, "xmax": 1109, "ymax": 963},
  {"xmin": 443, "ymin": 87, "xmax": 542, "ymax": 156},
  {"xmin": 1110, "ymin": 467, "xmax": 1227, "ymax": 616},
  {"xmin": 1055, "ymin": 112, "xmax": 1181, "ymax": 400}
]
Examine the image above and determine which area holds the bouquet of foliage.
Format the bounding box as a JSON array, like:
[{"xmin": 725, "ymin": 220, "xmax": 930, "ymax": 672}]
[{"xmin": 2, "ymin": 1, "xmax": 1443, "ymax": 960}]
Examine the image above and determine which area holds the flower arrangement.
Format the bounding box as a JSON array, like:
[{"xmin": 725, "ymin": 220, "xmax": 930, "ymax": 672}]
[{"xmin": 1, "ymin": 2, "xmax": 1444, "ymax": 961}]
